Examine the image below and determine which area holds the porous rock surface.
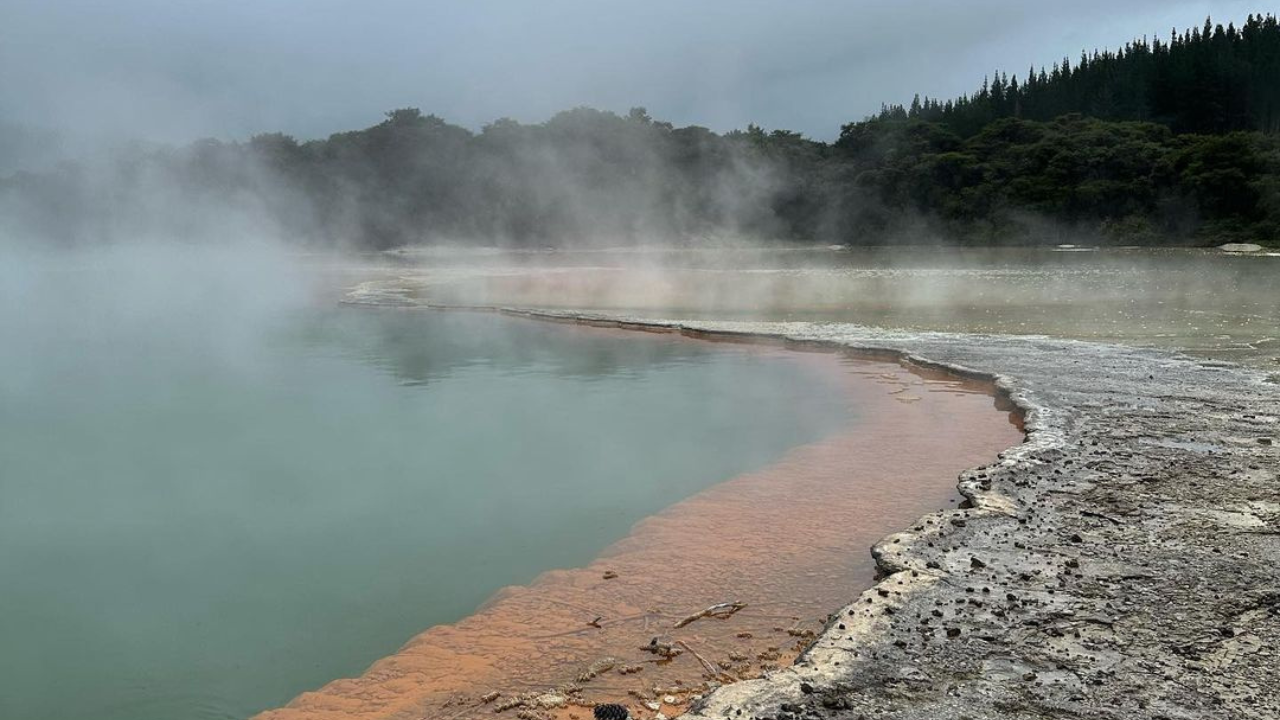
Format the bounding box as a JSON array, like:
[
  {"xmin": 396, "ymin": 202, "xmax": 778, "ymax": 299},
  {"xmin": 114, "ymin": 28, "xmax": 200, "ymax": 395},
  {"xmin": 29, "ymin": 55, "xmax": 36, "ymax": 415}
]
[{"xmin": 504, "ymin": 310, "xmax": 1280, "ymax": 720}]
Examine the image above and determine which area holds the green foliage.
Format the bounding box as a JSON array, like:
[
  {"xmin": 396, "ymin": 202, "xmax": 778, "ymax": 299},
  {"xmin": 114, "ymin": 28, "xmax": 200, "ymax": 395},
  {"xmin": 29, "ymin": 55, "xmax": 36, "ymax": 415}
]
[
  {"xmin": 832, "ymin": 115, "xmax": 1280, "ymax": 244},
  {"xmin": 879, "ymin": 14, "xmax": 1280, "ymax": 136}
]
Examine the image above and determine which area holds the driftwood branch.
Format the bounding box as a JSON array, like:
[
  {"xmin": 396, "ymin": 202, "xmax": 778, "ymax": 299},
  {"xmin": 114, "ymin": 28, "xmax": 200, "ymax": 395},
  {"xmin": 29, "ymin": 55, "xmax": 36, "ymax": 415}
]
[
  {"xmin": 676, "ymin": 640, "xmax": 734, "ymax": 682},
  {"xmin": 674, "ymin": 601, "xmax": 747, "ymax": 628}
]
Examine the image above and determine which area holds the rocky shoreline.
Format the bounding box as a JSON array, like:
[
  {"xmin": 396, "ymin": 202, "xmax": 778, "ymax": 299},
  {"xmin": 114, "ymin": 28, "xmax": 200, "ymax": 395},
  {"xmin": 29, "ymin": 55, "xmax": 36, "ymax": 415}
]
[{"xmin": 486, "ymin": 309, "xmax": 1279, "ymax": 720}]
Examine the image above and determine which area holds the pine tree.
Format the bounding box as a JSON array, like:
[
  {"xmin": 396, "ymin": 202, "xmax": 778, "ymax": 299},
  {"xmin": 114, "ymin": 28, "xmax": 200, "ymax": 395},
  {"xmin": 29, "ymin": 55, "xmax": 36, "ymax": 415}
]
[{"xmin": 885, "ymin": 14, "xmax": 1280, "ymax": 135}]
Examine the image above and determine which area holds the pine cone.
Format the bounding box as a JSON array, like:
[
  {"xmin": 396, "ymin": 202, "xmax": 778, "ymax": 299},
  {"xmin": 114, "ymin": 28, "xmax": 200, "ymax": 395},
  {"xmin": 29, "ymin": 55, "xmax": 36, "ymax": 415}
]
[{"xmin": 593, "ymin": 703, "xmax": 629, "ymax": 720}]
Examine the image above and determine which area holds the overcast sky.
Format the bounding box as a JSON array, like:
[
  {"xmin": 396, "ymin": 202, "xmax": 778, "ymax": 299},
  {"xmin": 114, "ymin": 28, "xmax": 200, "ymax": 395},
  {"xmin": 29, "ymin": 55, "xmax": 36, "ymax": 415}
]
[{"xmin": 0, "ymin": 0, "xmax": 1265, "ymax": 148}]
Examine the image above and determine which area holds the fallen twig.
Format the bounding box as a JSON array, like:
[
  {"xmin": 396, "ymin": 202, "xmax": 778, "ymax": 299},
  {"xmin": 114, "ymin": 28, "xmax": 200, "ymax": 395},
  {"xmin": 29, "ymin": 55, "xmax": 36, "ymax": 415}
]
[
  {"xmin": 676, "ymin": 640, "xmax": 734, "ymax": 682},
  {"xmin": 531, "ymin": 613, "xmax": 649, "ymax": 640},
  {"xmin": 674, "ymin": 601, "xmax": 747, "ymax": 628},
  {"xmin": 1081, "ymin": 510, "xmax": 1123, "ymax": 525}
]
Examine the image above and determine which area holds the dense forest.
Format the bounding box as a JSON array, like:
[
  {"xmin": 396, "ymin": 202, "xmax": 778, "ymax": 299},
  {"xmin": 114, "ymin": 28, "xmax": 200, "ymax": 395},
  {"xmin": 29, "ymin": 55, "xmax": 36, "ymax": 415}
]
[
  {"xmin": 876, "ymin": 14, "xmax": 1280, "ymax": 136},
  {"xmin": 2, "ymin": 14, "xmax": 1278, "ymax": 248}
]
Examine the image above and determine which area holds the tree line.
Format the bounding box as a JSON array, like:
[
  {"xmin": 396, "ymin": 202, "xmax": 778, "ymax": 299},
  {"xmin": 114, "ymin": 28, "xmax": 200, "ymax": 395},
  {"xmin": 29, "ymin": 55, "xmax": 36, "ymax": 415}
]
[
  {"xmin": 2, "ymin": 15, "xmax": 1278, "ymax": 248},
  {"xmin": 878, "ymin": 13, "xmax": 1280, "ymax": 137}
]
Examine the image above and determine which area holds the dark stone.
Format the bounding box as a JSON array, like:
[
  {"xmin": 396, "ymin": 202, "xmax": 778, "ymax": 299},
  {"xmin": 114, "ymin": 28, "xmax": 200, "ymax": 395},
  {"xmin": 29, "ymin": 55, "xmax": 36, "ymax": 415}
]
[{"xmin": 594, "ymin": 703, "xmax": 629, "ymax": 720}]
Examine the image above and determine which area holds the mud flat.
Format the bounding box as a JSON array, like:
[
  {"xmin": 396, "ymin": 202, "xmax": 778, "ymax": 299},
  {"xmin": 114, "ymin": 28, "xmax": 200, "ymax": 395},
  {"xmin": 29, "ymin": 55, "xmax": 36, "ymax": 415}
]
[{"xmin": 502, "ymin": 311, "xmax": 1279, "ymax": 720}]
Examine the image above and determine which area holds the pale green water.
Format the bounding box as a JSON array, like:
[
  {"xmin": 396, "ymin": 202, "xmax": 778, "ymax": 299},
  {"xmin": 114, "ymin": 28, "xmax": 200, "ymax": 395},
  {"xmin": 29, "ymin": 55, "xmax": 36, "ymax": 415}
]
[
  {"xmin": 395, "ymin": 246, "xmax": 1280, "ymax": 369},
  {"xmin": 0, "ymin": 250, "xmax": 853, "ymax": 720}
]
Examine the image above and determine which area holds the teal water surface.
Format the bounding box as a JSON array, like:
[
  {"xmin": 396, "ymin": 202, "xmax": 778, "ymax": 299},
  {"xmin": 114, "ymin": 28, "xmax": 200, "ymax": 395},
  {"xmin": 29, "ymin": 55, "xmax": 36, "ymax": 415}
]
[{"xmin": 0, "ymin": 250, "xmax": 854, "ymax": 720}]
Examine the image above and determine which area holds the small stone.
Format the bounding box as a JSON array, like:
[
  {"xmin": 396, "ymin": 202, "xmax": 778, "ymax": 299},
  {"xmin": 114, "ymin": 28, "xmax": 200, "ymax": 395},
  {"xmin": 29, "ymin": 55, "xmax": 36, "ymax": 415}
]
[
  {"xmin": 602, "ymin": 571, "xmax": 618, "ymax": 580},
  {"xmin": 535, "ymin": 694, "xmax": 567, "ymax": 709},
  {"xmin": 821, "ymin": 696, "xmax": 850, "ymax": 710}
]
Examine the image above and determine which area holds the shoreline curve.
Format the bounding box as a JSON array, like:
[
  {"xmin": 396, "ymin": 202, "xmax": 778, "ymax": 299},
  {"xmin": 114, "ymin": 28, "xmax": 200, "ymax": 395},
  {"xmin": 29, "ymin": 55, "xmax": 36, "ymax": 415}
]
[
  {"xmin": 367, "ymin": 301, "xmax": 1279, "ymax": 720},
  {"xmin": 330, "ymin": 290, "xmax": 1280, "ymax": 718},
  {"xmin": 254, "ymin": 299, "xmax": 1026, "ymax": 720}
]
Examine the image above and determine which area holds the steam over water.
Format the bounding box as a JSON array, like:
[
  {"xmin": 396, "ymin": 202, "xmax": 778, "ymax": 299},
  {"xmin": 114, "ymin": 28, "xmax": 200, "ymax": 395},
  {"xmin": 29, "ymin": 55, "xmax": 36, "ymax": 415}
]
[
  {"xmin": 4, "ymin": 243, "xmax": 1255, "ymax": 720},
  {"xmin": 379, "ymin": 246, "xmax": 1280, "ymax": 368},
  {"xmin": 0, "ymin": 250, "xmax": 857, "ymax": 720}
]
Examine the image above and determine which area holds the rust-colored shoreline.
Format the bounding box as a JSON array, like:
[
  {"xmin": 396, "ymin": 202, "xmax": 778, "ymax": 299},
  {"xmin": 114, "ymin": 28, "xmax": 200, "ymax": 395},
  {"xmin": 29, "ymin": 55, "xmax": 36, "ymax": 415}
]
[
  {"xmin": 494, "ymin": 308, "xmax": 1025, "ymax": 425},
  {"xmin": 260, "ymin": 305, "xmax": 1026, "ymax": 720}
]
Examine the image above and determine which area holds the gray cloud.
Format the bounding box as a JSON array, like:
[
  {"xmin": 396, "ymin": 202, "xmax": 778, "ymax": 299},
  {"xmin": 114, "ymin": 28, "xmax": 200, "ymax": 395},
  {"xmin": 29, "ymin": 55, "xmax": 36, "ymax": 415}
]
[{"xmin": 0, "ymin": 0, "xmax": 1264, "ymax": 154}]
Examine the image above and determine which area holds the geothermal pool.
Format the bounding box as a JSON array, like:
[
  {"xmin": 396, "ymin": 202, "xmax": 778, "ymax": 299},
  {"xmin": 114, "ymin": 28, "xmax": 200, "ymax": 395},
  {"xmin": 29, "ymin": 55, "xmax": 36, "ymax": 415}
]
[
  {"xmin": 0, "ymin": 294, "xmax": 868, "ymax": 720},
  {"xmin": 0, "ymin": 251, "xmax": 1025, "ymax": 720},
  {"xmin": 257, "ymin": 337, "xmax": 1021, "ymax": 720}
]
